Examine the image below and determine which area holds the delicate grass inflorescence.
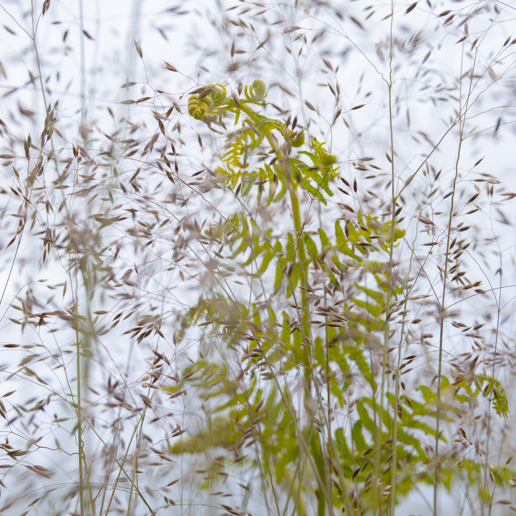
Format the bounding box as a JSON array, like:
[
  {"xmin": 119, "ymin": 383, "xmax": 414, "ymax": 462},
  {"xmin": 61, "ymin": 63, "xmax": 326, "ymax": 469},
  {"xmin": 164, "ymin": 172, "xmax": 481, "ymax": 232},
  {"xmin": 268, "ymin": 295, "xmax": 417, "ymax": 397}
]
[{"xmin": 0, "ymin": 1, "xmax": 516, "ymax": 515}]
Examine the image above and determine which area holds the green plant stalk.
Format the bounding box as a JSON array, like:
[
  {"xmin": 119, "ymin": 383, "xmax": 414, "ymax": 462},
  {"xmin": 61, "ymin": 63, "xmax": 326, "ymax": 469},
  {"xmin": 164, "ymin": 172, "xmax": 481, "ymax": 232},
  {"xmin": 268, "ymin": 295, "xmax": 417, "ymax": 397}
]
[
  {"xmin": 233, "ymin": 354, "xmax": 282, "ymax": 515},
  {"xmin": 76, "ymin": 327, "xmax": 85, "ymax": 516},
  {"xmin": 289, "ymin": 187, "xmax": 310, "ymax": 325},
  {"xmin": 232, "ymin": 286, "xmax": 326, "ymax": 515},
  {"xmin": 486, "ymin": 293, "xmax": 503, "ymax": 516},
  {"xmin": 103, "ymin": 409, "xmax": 156, "ymax": 516},
  {"xmin": 30, "ymin": 4, "xmax": 89, "ymax": 512},
  {"xmin": 433, "ymin": 45, "xmax": 472, "ymax": 516},
  {"xmin": 278, "ymin": 148, "xmax": 330, "ymax": 516},
  {"xmin": 239, "ymin": 103, "xmax": 310, "ymax": 353},
  {"xmin": 252, "ymin": 300, "xmax": 345, "ymax": 516},
  {"xmin": 68, "ymin": 235, "xmax": 99, "ymax": 516},
  {"xmin": 325, "ymin": 291, "xmax": 336, "ymax": 515},
  {"xmin": 433, "ymin": 123, "xmax": 462, "ymax": 516},
  {"xmin": 376, "ymin": 2, "xmax": 397, "ymax": 511},
  {"xmin": 385, "ymin": 3, "xmax": 399, "ymax": 513},
  {"xmin": 377, "ymin": 136, "xmax": 397, "ymax": 516},
  {"xmin": 273, "ymin": 136, "xmax": 329, "ymax": 516},
  {"xmin": 126, "ymin": 410, "xmax": 145, "ymax": 516},
  {"xmin": 288, "ymin": 156, "xmax": 343, "ymax": 516},
  {"xmin": 377, "ymin": 97, "xmax": 397, "ymax": 516},
  {"xmin": 217, "ymin": 97, "xmax": 351, "ymax": 515},
  {"xmin": 209, "ymin": 134, "xmax": 350, "ymax": 514},
  {"xmin": 192, "ymin": 85, "xmax": 395, "ymax": 515},
  {"xmin": 249, "ymin": 105, "xmax": 329, "ymax": 515},
  {"xmin": 283, "ymin": 464, "xmax": 308, "ymax": 516},
  {"xmin": 32, "ymin": 23, "xmax": 97, "ymax": 513},
  {"xmin": 251, "ymin": 343, "xmax": 336, "ymax": 513},
  {"xmin": 369, "ymin": 350, "xmax": 379, "ymax": 516},
  {"xmin": 386, "ymin": 9, "xmax": 398, "ymax": 510}
]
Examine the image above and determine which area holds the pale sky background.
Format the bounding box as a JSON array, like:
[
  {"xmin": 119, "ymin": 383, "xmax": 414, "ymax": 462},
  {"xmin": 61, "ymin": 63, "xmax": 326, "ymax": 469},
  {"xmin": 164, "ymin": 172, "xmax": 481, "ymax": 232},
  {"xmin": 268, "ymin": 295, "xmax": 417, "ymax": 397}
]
[{"xmin": 1, "ymin": 0, "xmax": 516, "ymax": 514}]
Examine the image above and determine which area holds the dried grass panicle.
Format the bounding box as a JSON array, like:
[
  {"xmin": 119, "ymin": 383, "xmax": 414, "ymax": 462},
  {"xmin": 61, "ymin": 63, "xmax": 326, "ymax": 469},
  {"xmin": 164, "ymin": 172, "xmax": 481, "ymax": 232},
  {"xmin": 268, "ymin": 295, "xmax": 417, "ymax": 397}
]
[{"xmin": 0, "ymin": 1, "xmax": 515, "ymax": 515}]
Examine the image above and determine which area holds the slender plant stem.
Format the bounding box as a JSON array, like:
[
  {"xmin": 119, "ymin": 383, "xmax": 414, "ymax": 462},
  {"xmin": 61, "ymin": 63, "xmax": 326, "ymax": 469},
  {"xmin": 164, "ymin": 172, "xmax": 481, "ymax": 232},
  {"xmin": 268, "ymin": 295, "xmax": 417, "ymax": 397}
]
[
  {"xmin": 433, "ymin": 106, "xmax": 463, "ymax": 516},
  {"xmin": 76, "ymin": 327, "xmax": 85, "ymax": 516},
  {"xmin": 433, "ymin": 44, "xmax": 473, "ymax": 516},
  {"xmin": 378, "ymin": 0, "xmax": 397, "ymax": 513}
]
